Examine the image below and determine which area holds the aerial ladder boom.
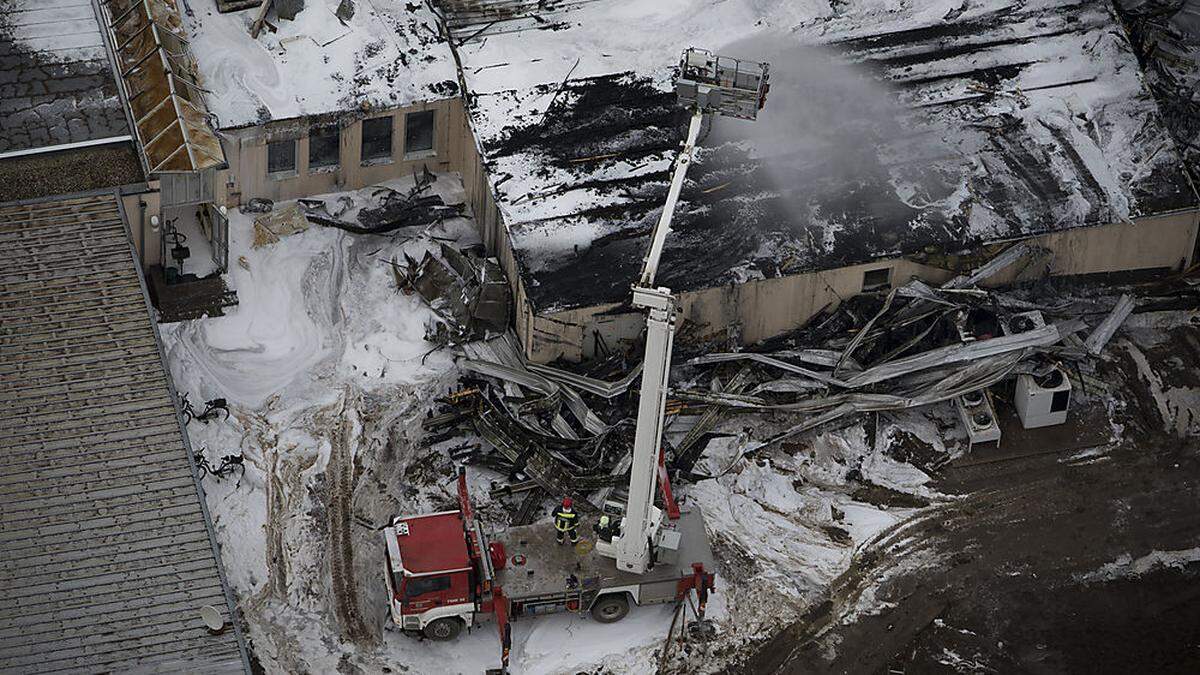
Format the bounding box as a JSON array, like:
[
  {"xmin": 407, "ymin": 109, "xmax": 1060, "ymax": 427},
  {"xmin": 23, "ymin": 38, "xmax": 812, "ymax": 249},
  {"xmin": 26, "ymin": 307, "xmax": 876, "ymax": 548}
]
[{"xmin": 608, "ymin": 49, "xmax": 770, "ymax": 574}]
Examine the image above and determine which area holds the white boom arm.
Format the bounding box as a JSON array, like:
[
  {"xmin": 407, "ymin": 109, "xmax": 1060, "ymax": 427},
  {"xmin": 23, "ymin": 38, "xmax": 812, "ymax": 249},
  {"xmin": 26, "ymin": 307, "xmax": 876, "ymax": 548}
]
[
  {"xmin": 609, "ymin": 49, "xmax": 769, "ymax": 575},
  {"xmin": 638, "ymin": 109, "xmax": 704, "ymax": 289},
  {"xmin": 613, "ymin": 108, "xmax": 703, "ymax": 574},
  {"xmin": 613, "ymin": 286, "xmax": 677, "ymax": 573}
]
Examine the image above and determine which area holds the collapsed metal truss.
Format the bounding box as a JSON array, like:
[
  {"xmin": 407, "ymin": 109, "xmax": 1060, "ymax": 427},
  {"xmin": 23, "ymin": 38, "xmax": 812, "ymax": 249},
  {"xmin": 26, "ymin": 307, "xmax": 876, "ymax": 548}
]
[
  {"xmin": 98, "ymin": 0, "xmax": 225, "ymax": 175},
  {"xmin": 429, "ymin": 0, "xmax": 607, "ymax": 42},
  {"xmin": 431, "ymin": 242, "xmax": 1147, "ymax": 521}
]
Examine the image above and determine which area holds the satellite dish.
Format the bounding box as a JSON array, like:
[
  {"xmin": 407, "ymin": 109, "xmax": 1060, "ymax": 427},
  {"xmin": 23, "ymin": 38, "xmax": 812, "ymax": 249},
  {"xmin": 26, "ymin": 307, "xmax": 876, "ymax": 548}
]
[{"xmin": 200, "ymin": 605, "xmax": 226, "ymax": 633}]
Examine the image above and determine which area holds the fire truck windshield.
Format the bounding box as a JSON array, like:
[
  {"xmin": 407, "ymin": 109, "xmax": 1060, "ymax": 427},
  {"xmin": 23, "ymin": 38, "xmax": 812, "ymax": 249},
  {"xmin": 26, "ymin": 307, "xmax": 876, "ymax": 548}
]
[{"xmin": 403, "ymin": 574, "xmax": 450, "ymax": 599}]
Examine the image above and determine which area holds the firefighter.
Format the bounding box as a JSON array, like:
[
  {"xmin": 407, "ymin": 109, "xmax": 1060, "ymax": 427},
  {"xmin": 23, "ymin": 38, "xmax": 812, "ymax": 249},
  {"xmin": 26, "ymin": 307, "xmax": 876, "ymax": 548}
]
[
  {"xmin": 553, "ymin": 497, "xmax": 580, "ymax": 545},
  {"xmin": 593, "ymin": 514, "xmax": 614, "ymax": 542}
]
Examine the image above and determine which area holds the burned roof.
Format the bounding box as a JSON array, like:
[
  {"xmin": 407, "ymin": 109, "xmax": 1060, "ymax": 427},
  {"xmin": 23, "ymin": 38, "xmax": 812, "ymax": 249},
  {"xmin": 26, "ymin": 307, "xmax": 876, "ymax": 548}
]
[
  {"xmin": 455, "ymin": 0, "xmax": 1199, "ymax": 312},
  {"xmin": 0, "ymin": 0, "xmax": 130, "ymax": 154},
  {"xmin": 183, "ymin": 0, "xmax": 459, "ymax": 129},
  {"xmin": 1114, "ymin": 0, "xmax": 1200, "ymax": 181}
]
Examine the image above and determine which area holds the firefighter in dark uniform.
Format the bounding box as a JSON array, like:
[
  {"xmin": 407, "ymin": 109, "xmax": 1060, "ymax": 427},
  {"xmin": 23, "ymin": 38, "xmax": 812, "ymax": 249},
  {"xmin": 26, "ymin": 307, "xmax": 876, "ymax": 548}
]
[{"xmin": 553, "ymin": 497, "xmax": 580, "ymax": 545}]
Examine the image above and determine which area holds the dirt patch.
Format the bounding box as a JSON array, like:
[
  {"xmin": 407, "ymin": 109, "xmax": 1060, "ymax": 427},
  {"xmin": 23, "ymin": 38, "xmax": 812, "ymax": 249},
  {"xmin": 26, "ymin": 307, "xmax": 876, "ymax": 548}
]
[
  {"xmin": 741, "ymin": 435, "xmax": 1200, "ymax": 674},
  {"xmin": 879, "ymin": 425, "xmax": 946, "ymax": 473},
  {"xmin": 851, "ymin": 481, "xmax": 931, "ymax": 509},
  {"xmin": 328, "ymin": 396, "xmax": 371, "ymax": 643},
  {"xmin": 1144, "ymin": 325, "xmax": 1200, "ymax": 390}
]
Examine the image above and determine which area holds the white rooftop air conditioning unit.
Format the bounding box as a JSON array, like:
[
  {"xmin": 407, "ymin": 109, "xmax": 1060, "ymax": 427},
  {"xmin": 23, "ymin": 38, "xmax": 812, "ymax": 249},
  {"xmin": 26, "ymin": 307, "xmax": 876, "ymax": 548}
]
[
  {"xmin": 1015, "ymin": 366, "xmax": 1071, "ymax": 429},
  {"xmin": 958, "ymin": 389, "xmax": 1001, "ymax": 447}
]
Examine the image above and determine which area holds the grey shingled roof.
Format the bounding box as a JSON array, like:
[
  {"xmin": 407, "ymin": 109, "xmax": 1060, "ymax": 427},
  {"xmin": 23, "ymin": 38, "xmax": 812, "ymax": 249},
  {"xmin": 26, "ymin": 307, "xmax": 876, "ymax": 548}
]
[
  {"xmin": 0, "ymin": 0, "xmax": 130, "ymax": 154},
  {"xmin": 0, "ymin": 193, "xmax": 247, "ymax": 674}
]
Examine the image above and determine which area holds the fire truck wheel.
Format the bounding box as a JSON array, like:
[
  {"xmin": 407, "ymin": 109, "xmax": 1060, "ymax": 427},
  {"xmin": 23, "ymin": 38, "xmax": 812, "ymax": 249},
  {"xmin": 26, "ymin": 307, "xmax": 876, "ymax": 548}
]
[
  {"xmin": 590, "ymin": 594, "xmax": 630, "ymax": 623},
  {"xmin": 423, "ymin": 617, "xmax": 464, "ymax": 641}
]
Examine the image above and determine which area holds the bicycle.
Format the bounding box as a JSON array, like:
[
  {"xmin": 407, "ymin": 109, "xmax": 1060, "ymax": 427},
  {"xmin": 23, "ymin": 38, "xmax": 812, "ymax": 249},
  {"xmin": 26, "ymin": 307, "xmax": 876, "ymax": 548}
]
[
  {"xmin": 195, "ymin": 449, "xmax": 246, "ymax": 484},
  {"xmin": 181, "ymin": 393, "xmax": 230, "ymax": 425}
]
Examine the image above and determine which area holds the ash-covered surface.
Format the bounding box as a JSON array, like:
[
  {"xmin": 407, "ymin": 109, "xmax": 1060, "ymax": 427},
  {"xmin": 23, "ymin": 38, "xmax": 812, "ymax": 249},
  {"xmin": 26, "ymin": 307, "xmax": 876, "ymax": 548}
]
[
  {"xmin": 183, "ymin": 0, "xmax": 459, "ymax": 129},
  {"xmin": 0, "ymin": 0, "xmax": 130, "ymax": 153},
  {"xmin": 457, "ymin": 0, "xmax": 1199, "ymax": 312},
  {"xmin": 1114, "ymin": 0, "xmax": 1200, "ymax": 181}
]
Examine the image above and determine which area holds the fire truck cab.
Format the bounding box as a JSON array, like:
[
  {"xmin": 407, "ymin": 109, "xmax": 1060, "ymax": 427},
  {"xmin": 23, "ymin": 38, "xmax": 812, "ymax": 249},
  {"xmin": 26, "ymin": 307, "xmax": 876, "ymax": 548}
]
[{"xmin": 383, "ymin": 507, "xmax": 500, "ymax": 640}]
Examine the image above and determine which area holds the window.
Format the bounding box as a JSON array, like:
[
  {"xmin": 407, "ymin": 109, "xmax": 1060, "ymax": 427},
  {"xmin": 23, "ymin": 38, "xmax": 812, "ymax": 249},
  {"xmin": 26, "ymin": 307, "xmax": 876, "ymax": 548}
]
[
  {"xmin": 862, "ymin": 267, "xmax": 891, "ymax": 292},
  {"xmin": 403, "ymin": 575, "xmax": 450, "ymax": 599},
  {"xmin": 267, "ymin": 139, "xmax": 296, "ymax": 175},
  {"xmin": 308, "ymin": 126, "xmax": 340, "ymax": 169},
  {"xmin": 361, "ymin": 116, "xmax": 393, "ymax": 163},
  {"xmin": 404, "ymin": 110, "xmax": 435, "ymax": 155}
]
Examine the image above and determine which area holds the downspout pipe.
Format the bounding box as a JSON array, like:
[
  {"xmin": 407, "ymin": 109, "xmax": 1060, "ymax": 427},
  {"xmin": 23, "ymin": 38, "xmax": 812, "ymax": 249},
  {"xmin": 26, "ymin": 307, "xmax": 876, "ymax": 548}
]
[{"xmin": 138, "ymin": 198, "xmax": 147, "ymax": 268}]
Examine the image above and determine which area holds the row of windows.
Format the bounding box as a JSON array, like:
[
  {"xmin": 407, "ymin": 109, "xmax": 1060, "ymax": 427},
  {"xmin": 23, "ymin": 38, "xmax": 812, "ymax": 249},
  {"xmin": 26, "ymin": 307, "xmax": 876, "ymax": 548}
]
[{"xmin": 266, "ymin": 110, "xmax": 436, "ymax": 176}]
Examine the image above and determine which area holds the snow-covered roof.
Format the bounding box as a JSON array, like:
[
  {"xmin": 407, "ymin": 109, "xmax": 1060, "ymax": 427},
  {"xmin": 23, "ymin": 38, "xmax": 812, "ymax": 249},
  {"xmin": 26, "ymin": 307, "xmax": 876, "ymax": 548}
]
[
  {"xmin": 183, "ymin": 0, "xmax": 459, "ymax": 129},
  {"xmin": 454, "ymin": 0, "xmax": 1199, "ymax": 312}
]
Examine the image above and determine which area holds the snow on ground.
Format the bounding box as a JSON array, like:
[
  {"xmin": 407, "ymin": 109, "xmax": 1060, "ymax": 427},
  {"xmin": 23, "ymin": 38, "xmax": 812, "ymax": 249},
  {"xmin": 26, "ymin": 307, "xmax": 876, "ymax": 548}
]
[
  {"xmin": 162, "ymin": 173, "xmax": 693, "ymax": 674},
  {"xmin": 1119, "ymin": 336, "xmax": 1200, "ymax": 437},
  {"xmin": 161, "ymin": 174, "xmax": 952, "ymax": 674},
  {"xmin": 1077, "ymin": 547, "xmax": 1200, "ymax": 584},
  {"xmin": 679, "ymin": 421, "xmax": 939, "ymax": 670}
]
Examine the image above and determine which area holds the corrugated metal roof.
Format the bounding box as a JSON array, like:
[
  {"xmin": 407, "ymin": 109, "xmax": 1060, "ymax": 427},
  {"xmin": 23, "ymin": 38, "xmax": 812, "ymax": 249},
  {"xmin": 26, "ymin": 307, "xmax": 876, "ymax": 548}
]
[{"xmin": 0, "ymin": 193, "xmax": 247, "ymax": 674}]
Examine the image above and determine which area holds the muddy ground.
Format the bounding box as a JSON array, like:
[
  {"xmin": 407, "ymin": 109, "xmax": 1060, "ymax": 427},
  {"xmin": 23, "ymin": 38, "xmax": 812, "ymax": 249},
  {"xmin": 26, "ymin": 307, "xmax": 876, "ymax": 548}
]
[{"xmin": 736, "ymin": 321, "xmax": 1200, "ymax": 674}]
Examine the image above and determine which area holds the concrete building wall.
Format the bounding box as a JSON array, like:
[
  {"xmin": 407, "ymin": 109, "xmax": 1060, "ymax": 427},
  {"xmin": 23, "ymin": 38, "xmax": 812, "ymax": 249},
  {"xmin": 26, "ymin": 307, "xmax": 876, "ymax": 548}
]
[
  {"xmin": 117, "ymin": 86, "xmax": 1199, "ymax": 365},
  {"xmin": 984, "ymin": 209, "xmax": 1199, "ymax": 284},
  {"xmin": 126, "ymin": 97, "xmax": 466, "ymax": 271},
  {"xmin": 122, "ymin": 186, "xmax": 161, "ymax": 267},
  {"xmin": 218, "ymin": 98, "xmax": 464, "ymax": 206},
  {"xmin": 524, "ymin": 209, "xmax": 1200, "ymax": 364},
  {"xmin": 458, "ymin": 106, "xmax": 539, "ymax": 358}
]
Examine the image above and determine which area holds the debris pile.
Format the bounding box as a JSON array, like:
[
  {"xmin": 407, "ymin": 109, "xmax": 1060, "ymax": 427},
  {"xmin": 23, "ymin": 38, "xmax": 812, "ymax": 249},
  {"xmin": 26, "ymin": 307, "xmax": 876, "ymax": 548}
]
[
  {"xmin": 252, "ymin": 203, "xmax": 310, "ymax": 247},
  {"xmin": 424, "ymin": 242, "xmax": 1168, "ymax": 522},
  {"xmin": 1115, "ymin": 0, "xmax": 1200, "ymax": 178},
  {"xmin": 244, "ymin": 168, "xmax": 467, "ymax": 248},
  {"xmin": 394, "ymin": 242, "xmax": 512, "ymax": 345},
  {"xmin": 300, "ymin": 167, "xmax": 465, "ymax": 234}
]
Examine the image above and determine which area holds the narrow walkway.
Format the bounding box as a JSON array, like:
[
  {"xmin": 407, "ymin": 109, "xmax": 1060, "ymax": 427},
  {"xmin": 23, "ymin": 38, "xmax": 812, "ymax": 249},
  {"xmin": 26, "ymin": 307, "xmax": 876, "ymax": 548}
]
[{"xmin": 0, "ymin": 193, "xmax": 248, "ymax": 673}]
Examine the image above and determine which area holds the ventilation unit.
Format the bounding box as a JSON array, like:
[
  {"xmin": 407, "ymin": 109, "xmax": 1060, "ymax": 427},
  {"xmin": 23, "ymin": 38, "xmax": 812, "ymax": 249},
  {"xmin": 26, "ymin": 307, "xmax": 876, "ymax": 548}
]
[
  {"xmin": 958, "ymin": 389, "xmax": 1001, "ymax": 447},
  {"xmin": 1015, "ymin": 367, "xmax": 1071, "ymax": 429},
  {"xmin": 1003, "ymin": 310, "xmax": 1046, "ymax": 335}
]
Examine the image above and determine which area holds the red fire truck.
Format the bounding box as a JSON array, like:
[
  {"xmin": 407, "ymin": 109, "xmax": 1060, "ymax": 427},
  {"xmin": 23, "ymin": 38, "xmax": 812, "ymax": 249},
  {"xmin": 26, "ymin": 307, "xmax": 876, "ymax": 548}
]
[{"xmin": 382, "ymin": 470, "xmax": 716, "ymax": 669}]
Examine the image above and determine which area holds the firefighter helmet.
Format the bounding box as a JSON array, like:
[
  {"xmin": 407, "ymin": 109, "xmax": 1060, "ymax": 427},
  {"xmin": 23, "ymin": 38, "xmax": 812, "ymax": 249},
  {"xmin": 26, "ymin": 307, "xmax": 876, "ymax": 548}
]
[{"xmin": 562, "ymin": 496, "xmax": 573, "ymax": 510}]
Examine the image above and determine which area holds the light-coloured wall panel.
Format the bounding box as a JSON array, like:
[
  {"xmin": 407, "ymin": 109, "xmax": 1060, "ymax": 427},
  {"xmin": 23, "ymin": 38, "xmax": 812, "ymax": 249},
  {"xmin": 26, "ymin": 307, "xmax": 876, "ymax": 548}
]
[
  {"xmin": 219, "ymin": 99, "xmax": 459, "ymax": 205},
  {"xmin": 526, "ymin": 211, "xmax": 1200, "ymax": 363}
]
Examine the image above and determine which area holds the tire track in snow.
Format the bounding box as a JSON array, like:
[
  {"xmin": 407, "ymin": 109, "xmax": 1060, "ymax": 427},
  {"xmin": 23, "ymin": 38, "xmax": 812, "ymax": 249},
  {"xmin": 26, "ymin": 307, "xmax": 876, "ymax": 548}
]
[{"xmin": 328, "ymin": 392, "xmax": 371, "ymax": 642}]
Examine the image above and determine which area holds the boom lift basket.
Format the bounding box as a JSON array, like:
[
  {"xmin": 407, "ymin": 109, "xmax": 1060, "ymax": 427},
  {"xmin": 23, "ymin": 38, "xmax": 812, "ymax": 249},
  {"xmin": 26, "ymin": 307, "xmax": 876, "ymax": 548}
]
[{"xmin": 674, "ymin": 48, "xmax": 770, "ymax": 120}]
